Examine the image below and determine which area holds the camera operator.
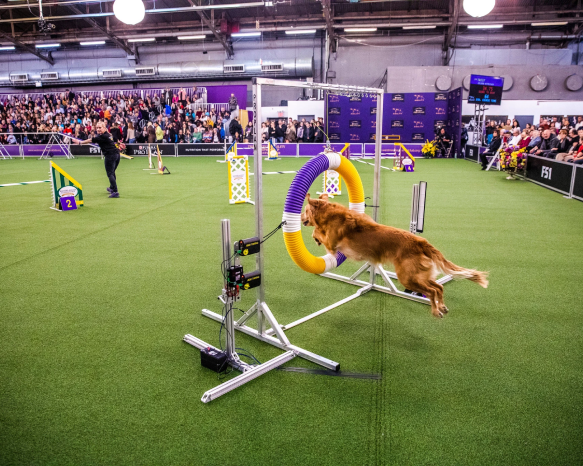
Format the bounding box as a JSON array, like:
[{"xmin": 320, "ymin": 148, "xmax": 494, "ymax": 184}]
[{"xmin": 435, "ymin": 127, "xmax": 451, "ymax": 157}]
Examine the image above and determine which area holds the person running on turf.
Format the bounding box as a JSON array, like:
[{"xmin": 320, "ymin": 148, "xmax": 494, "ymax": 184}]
[{"xmin": 70, "ymin": 121, "xmax": 121, "ymax": 198}]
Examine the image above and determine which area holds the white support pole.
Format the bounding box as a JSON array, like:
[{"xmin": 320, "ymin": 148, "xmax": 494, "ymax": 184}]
[{"xmin": 252, "ymin": 79, "xmax": 266, "ymax": 334}]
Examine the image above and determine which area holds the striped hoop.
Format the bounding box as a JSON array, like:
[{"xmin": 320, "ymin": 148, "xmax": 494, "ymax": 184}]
[{"xmin": 282, "ymin": 151, "xmax": 365, "ymax": 274}]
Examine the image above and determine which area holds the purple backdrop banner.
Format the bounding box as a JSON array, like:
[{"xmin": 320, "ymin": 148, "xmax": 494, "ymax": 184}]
[
  {"xmin": 447, "ymin": 87, "xmax": 463, "ymax": 157},
  {"xmin": 327, "ymin": 91, "xmax": 459, "ymax": 145},
  {"xmin": 206, "ymin": 85, "xmax": 247, "ymax": 109}
]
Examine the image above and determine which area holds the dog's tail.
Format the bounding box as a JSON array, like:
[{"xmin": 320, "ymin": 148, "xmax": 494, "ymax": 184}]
[{"xmin": 423, "ymin": 243, "xmax": 489, "ymax": 288}]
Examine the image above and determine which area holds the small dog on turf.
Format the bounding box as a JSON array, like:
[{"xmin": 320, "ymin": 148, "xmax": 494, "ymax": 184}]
[{"xmin": 301, "ymin": 194, "xmax": 488, "ymax": 318}]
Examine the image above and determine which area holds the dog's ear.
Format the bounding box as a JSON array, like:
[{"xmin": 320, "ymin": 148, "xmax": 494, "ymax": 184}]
[
  {"xmin": 307, "ymin": 194, "xmax": 319, "ymax": 207},
  {"xmin": 318, "ymin": 193, "xmax": 329, "ymax": 202}
]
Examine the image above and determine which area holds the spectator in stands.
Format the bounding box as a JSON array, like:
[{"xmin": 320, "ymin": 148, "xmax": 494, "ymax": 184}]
[
  {"xmin": 314, "ymin": 123, "xmax": 325, "ymax": 143},
  {"xmin": 285, "ymin": 121, "xmax": 297, "ymax": 142},
  {"xmin": 507, "ymin": 128, "xmax": 521, "ymax": 147},
  {"xmin": 485, "ymin": 121, "xmax": 496, "ymax": 144},
  {"xmin": 147, "ymin": 122, "xmax": 156, "ymax": 143},
  {"xmin": 228, "ymin": 93, "xmax": 238, "ymax": 117},
  {"xmin": 268, "ymin": 121, "xmax": 276, "ymax": 144},
  {"xmin": 223, "ymin": 112, "xmax": 232, "ymax": 143},
  {"xmin": 551, "ymin": 129, "xmax": 570, "ymax": 157},
  {"xmin": 261, "ymin": 122, "xmax": 269, "ymax": 141},
  {"xmin": 244, "ymin": 122, "xmax": 253, "ymax": 143},
  {"xmin": 512, "ymin": 120, "xmax": 521, "ymax": 132},
  {"xmin": 556, "ymin": 127, "xmax": 583, "ymax": 162},
  {"xmin": 229, "ymin": 117, "xmax": 242, "ymax": 143},
  {"xmin": 304, "ymin": 122, "xmax": 315, "ymax": 143},
  {"xmin": 202, "ymin": 127, "xmax": 213, "ymax": 143},
  {"xmin": 275, "ymin": 120, "xmax": 285, "ymax": 143},
  {"xmin": 526, "ymin": 130, "xmax": 542, "ymax": 153},
  {"xmin": 479, "ymin": 129, "xmax": 501, "ymax": 170},
  {"xmin": 296, "ymin": 121, "xmax": 305, "ymax": 141},
  {"xmin": 518, "ymin": 130, "xmax": 531, "ymax": 149},
  {"xmin": 534, "ymin": 129, "xmax": 558, "ymax": 158},
  {"xmin": 155, "ymin": 122, "xmax": 164, "ymax": 143},
  {"xmin": 575, "ymin": 116, "xmax": 583, "ymax": 130},
  {"xmin": 127, "ymin": 121, "xmax": 136, "ymax": 143}
]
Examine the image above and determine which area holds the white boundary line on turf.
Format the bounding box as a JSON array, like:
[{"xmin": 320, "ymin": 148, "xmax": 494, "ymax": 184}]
[{"xmin": 0, "ymin": 180, "xmax": 50, "ymax": 187}]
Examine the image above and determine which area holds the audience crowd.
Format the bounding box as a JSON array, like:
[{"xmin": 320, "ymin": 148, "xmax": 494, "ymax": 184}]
[
  {"xmin": 479, "ymin": 116, "xmax": 583, "ymax": 167},
  {"xmin": 0, "ymin": 89, "xmax": 326, "ymax": 147}
]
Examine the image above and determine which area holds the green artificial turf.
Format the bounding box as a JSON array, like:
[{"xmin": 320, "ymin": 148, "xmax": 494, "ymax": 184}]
[{"xmin": 0, "ymin": 156, "xmax": 582, "ymax": 465}]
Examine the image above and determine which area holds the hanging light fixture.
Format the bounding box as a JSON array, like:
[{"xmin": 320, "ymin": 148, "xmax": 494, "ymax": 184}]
[
  {"xmin": 113, "ymin": 0, "xmax": 146, "ymax": 25},
  {"xmin": 463, "ymin": 0, "xmax": 495, "ymax": 18}
]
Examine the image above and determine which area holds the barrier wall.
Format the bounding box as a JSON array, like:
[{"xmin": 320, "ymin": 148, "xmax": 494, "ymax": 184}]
[
  {"xmin": 465, "ymin": 144, "xmax": 485, "ymax": 163},
  {"xmin": 525, "ymin": 154, "xmax": 575, "ymax": 196},
  {"xmin": 572, "ymin": 165, "xmax": 583, "ymax": 202}
]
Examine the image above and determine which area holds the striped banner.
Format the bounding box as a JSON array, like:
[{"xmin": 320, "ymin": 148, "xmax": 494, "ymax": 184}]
[{"xmin": 0, "ymin": 180, "xmax": 50, "ymax": 187}]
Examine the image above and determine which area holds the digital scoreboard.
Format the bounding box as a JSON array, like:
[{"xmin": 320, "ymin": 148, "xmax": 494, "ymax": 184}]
[{"xmin": 468, "ymin": 75, "xmax": 504, "ymax": 106}]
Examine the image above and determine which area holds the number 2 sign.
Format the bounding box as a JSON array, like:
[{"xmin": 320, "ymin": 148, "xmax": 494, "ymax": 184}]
[{"xmin": 60, "ymin": 196, "xmax": 78, "ymax": 211}]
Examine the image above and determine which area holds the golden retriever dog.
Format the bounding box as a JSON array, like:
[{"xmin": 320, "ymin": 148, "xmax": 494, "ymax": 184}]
[{"xmin": 301, "ymin": 194, "xmax": 488, "ymax": 318}]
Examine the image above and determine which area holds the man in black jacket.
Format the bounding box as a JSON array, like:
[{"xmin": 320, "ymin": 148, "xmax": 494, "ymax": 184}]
[
  {"xmin": 72, "ymin": 121, "xmax": 121, "ymax": 198},
  {"xmin": 304, "ymin": 122, "xmax": 315, "ymax": 143},
  {"xmin": 480, "ymin": 129, "xmax": 502, "ymax": 170},
  {"xmin": 229, "ymin": 117, "xmax": 243, "ymax": 142},
  {"xmin": 534, "ymin": 129, "xmax": 558, "ymax": 158},
  {"xmin": 313, "ymin": 123, "xmax": 325, "ymax": 143}
]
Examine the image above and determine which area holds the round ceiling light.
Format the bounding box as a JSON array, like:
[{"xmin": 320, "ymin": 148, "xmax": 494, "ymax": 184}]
[
  {"xmin": 113, "ymin": 0, "xmax": 146, "ymax": 26},
  {"xmin": 463, "ymin": 0, "xmax": 495, "ymax": 18}
]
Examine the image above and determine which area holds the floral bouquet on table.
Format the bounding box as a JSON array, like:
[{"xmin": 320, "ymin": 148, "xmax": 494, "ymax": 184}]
[
  {"xmin": 421, "ymin": 139, "xmax": 437, "ymax": 158},
  {"xmin": 500, "ymin": 146, "xmax": 526, "ymax": 179}
]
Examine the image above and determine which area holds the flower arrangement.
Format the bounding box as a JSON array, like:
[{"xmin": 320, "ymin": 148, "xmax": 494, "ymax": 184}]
[
  {"xmin": 421, "ymin": 140, "xmax": 437, "ymax": 158},
  {"xmin": 500, "ymin": 146, "xmax": 526, "ymax": 178}
]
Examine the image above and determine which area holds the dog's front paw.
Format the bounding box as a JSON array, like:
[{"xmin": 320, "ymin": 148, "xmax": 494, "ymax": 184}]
[{"xmin": 432, "ymin": 309, "xmax": 444, "ymax": 318}]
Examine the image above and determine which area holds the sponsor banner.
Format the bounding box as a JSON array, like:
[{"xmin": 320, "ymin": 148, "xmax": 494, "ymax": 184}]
[
  {"xmin": 412, "ymin": 106, "xmax": 426, "ymax": 115},
  {"xmin": 176, "ymin": 143, "xmax": 224, "ymax": 156},
  {"xmin": 413, "ymin": 94, "xmax": 426, "ymax": 102},
  {"xmin": 349, "ymin": 120, "xmax": 362, "ymax": 128},
  {"xmin": 70, "ymin": 145, "xmax": 102, "ymax": 156},
  {"xmin": 391, "ymin": 120, "xmax": 404, "ymax": 128},
  {"xmin": 435, "ymin": 93, "xmax": 448, "ymax": 101},
  {"xmin": 329, "ymin": 107, "xmax": 341, "ymax": 115},
  {"xmin": 412, "ymin": 133, "xmax": 425, "ymax": 141},
  {"xmin": 349, "ymin": 95, "xmax": 362, "ymax": 102},
  {"xmin": 22, "ymin": 145, "xmax": 68, "ymax": 157},
  {"xmin": 465, "ymin": 144, "xmax": 484, "ymax": 162},
  {"xmin": 126, "ymin": 143, "xmax": 175, "ymax": 156},
  {"xmin": 271, "ymin": 143, "xmax": 297, "ymax": 156},
  {"xmin": 392, "ymin": 94, "xmax": 405, "ymax": 102},
  {"xmin": 572, "ymin": 166, "xmax": 583, "ymax": 201},
  {"xmin": 298, "ymin": 143, "xmax": 349, "ymax": 157},
  {"xmin": 525, "ymin": 155, "xmax": 574, "ymax": 195}
]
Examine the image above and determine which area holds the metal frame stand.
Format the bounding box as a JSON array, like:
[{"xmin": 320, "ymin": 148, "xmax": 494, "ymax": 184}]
[
  {"xmin": 184, "ymin": 219, "xmax": 296, "ymax": 403},
  {"xmin": 0, "ymin": 142, "xmax": 12, "ymax": 159},
  {"xmin": 472, "ymin": 104, "xmax": 487, "ymax": 146},
  {"xmin": 39, "ymin": 133, "xmax": 73, "ymax": 160},
  {"xmin": 192, "ymin": 79, "xmax": 453, "ymax": 392}
]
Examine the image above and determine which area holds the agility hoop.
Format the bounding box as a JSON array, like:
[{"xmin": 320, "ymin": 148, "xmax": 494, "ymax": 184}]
[{"xmin": 282, "ymin": 151, "xmax": 365, "ymax": 274}]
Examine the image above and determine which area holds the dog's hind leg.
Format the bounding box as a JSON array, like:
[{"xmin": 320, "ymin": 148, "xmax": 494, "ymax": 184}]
[{"xmin": 395, "ymin": 260, "xmax": 443, "ymax": 318}]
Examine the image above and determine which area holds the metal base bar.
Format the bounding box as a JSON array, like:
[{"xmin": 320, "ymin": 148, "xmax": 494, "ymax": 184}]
[
  {"xmin": 199, "ymin": 351, "xmax": 296, "ymax": 403},
  {"xmin": 184, "ymin": 333, "xmax": 296, "ymax": 403},
  {"xmin": 202, "ymin": 309, "xmax": 340, "ymax": 371},
  {"xmin": 266, "ymin": 284, "xmax": 373, "ymax": 335}
]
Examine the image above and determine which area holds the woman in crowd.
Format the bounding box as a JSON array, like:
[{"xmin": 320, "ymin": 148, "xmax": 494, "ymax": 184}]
[
  {"xmin": 479, "ymin": 129, "xmax": 502, "ymax": 170},
  {"xmin": 518, "ymin": 130, "xmax": 531, "ymax": 149},
  {"xmin": 127, "ymin": 120, "xmax": 136, "ymax": 143}
]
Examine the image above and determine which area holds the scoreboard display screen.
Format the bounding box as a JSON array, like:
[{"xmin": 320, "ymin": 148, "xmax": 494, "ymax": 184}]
[{"xmin": 468, "ymin": 75, "xmax": 504, "ymax": 105}]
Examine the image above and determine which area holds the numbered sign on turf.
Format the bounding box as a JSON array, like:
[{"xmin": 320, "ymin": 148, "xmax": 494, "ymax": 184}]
[{"xmin": 60, "ymin": 196, "xmax": 78, "ymax": 211}]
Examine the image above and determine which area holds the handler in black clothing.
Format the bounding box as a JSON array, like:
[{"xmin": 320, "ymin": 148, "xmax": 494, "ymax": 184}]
[
  {"xmin": 480, "ymin": 129, "xmax": 502, "ymax": 170},
  {"xmin": 436, "ymin": 127, "xmax": 451, "ymax": 157},
  {"xmin": 72, "ymin": 121, "xmax": 121, "ymax": 198}
]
